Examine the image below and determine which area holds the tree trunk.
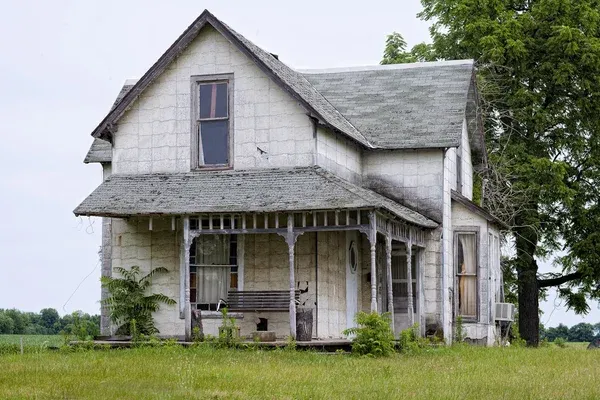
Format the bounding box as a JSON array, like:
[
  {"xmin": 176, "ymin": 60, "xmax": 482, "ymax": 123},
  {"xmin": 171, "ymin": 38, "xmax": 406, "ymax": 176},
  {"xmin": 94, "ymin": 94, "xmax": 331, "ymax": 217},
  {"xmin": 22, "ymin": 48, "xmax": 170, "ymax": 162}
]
[{"xmin": 515, "ymin": 224, "xmax": 540, "ymax": 346}]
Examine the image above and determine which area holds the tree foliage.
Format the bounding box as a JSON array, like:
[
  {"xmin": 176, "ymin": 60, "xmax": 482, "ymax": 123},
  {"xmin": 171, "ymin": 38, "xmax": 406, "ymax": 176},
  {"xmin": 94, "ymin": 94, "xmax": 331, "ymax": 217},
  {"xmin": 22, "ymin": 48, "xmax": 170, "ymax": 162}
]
[
  {"xmin": 0, "ymin": 308, "xmax": 99, "ymax": 336},
  {"xmin": 101, "ymin": 266, "xmax": 176, "ymax": 336},
  {"xmin": 384, "ymin": 0, "xmax": 600, "ymax": 345}
]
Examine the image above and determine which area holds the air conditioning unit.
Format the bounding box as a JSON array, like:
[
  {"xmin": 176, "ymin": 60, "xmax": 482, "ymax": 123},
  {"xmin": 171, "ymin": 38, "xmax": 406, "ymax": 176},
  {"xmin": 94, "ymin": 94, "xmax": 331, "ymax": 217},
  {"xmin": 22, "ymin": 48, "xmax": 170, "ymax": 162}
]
[{"xmin": 495, "ymin": 303, "xmax": 515, "ymax": 322}]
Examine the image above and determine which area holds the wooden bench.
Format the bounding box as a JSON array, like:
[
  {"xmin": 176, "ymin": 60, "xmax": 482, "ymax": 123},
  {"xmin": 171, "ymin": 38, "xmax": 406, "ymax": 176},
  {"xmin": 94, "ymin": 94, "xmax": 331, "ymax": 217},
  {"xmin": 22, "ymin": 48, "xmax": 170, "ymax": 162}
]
[{"xmin": 224, "ymin": 290, "xmax": 300, "ymax": 312}]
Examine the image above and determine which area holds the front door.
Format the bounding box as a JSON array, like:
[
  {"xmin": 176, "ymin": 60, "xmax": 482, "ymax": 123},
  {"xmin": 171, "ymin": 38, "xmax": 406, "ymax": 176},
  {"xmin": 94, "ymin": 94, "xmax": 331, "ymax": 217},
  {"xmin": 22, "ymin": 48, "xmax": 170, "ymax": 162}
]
[
  {"xmin": 392, "ymin": 250, "xmax": 418, "ymax": 333},
  {"xmin": 346, "ymin": 232, "xmax": 359, "ymax": 330}
]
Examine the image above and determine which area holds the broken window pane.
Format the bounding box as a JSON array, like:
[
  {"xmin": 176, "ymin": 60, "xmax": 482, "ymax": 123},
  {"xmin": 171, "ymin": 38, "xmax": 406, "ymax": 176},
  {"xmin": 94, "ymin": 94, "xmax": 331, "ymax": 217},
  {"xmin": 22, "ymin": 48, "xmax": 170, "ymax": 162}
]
[
  {"xmin": 199, "ymin": 83, "xmax": 228, "ymax": 119},
  {"xmin": 200, "ymin": 120, "xmax": 228, "ymax": 165}
]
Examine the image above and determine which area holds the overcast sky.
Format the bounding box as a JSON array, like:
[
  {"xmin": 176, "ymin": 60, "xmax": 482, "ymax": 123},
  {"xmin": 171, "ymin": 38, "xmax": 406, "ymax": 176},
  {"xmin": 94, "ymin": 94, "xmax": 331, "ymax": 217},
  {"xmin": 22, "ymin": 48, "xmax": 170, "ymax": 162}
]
[{"xmin": 0, "ymin": 0, "xmax": 596, "ymax": 328}]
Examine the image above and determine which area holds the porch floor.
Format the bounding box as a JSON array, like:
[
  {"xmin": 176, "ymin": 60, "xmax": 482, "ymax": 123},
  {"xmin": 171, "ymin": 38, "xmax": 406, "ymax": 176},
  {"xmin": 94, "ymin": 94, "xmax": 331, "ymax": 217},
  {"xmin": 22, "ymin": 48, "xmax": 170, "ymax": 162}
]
[{"xmin": 74, "ymin": 339, "xmax": 352, "ymax": 352}]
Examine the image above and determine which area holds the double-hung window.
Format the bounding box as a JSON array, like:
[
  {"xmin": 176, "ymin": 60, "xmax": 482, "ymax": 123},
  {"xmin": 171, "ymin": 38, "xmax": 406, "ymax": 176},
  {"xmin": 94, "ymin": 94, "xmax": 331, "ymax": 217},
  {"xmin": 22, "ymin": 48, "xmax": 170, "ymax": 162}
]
[
  {"xmin": 192, "ymin": 75, "xmax": 232, "ymax": 168},
  {"xmin": 455, "ymin": 231, "xmax": 478, "ymax": 320},
  {"xmin": 189, "ymin": 232, "xmax": 238, "ymax": 311}
]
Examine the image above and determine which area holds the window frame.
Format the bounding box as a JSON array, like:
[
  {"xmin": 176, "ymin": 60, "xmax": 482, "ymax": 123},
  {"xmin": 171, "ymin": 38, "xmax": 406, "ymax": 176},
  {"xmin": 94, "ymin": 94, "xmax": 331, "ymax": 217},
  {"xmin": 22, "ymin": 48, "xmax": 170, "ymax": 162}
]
[
  {"xmin": 190, "ymin": 74, "xmax": 234, "ymax": 170},
  {"xmin": 189, "ymin": 231, "xmax": 239, "ymax": 312},
  {"xmin": 453, "ymin": 227, "xmax": 480, "ymax": 322}
]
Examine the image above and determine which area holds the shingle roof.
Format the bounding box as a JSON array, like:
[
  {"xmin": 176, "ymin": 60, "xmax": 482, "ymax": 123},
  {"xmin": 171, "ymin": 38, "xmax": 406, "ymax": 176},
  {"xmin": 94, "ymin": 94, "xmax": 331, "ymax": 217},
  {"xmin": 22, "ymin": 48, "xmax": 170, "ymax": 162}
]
[
  {"xmin": 74, "ymin": 167, "xmax": 437, "ymax": 228},
  {"xmin": 84, "ymin": 83, "xmax": 135, "ymax": 163},
  {"xmin": 302, "ymin": 61, "xmax": 475, "ymax": 149}
]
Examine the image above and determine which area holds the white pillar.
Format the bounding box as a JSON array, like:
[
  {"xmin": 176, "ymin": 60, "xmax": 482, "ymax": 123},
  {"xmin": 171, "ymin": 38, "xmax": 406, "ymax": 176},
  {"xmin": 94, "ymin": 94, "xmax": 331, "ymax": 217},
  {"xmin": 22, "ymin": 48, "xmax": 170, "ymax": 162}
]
[
  {"xmin": 286, "ymin": 214, "xmax": 297, "ymax": 339},
  {"xmin": 182, "ymin": 216, "xmax": 191, "ymax": 340},
  {"xmin": 369, "ymin": 211, "xmax": 377, "ymax": 312},
  {"xmin": 406, "ymin": 235, "xmax": 414, "ymax": 327},
  {"xmin": 385, "ymin": 227, "xmax": 394, "ymax": 333}
]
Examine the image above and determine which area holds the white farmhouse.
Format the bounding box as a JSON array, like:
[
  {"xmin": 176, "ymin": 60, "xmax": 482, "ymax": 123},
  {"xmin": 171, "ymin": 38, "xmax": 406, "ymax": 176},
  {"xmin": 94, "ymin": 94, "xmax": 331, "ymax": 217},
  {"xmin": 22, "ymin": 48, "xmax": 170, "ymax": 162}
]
[{"xmin": 76, "ymin": 10, "xmax": 507, "ymax": 345}]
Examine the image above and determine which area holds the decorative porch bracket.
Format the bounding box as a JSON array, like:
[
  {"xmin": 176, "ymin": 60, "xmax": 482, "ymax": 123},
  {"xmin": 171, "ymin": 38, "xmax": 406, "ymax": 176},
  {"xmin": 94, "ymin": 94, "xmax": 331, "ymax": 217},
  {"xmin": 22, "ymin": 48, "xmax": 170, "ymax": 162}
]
[{"xmin": 276, "ymin": 214, "xmax": 303, "ymax": 340}]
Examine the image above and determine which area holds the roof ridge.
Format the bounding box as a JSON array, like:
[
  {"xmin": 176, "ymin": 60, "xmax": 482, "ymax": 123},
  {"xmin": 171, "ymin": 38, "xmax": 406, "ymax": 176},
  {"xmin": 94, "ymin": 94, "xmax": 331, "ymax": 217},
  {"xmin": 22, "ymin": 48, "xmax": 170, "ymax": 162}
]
[
  {"xmin": 299, "ymin": 59, "xmax": 474, "ymax": 74},
  {"xmin": 90, "ymin": 10, "xmax": 373, "ymax": 148}
]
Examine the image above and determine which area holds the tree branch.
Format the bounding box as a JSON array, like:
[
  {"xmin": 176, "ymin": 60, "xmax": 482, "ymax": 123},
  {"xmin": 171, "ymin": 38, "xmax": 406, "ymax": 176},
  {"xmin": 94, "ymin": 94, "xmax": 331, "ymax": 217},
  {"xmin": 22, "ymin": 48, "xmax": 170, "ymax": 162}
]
[{"xmin": 538, "ymin": 272, "xmax": 583, "ymax": 288}]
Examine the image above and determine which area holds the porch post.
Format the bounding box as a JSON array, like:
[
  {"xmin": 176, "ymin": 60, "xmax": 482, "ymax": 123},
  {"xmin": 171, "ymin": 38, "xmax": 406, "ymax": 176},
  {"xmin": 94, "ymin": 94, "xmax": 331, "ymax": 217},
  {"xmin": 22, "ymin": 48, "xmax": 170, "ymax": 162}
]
[
  {"xmin": 182, "ymin": 216, "xmax": 192, "ymax": 341},
  {"xmin": 406, "ymin": 232, "xmax": 414, "ymax": 326},
  {"xmin": 385, "ymin": 225, "xmax": 394, "ymax": 333},
  {"xmin": 369, "ymin": 211, "xmax": 377, "ymax": 312},
  {"xmin": 286, "ymin": 214, "xmax": 297, "ymax": 339}
]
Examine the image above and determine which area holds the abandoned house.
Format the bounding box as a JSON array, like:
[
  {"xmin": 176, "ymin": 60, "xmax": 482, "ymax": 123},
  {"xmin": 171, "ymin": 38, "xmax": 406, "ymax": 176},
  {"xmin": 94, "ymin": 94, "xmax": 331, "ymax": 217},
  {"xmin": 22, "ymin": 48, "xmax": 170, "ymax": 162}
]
[{"xmin": 75, "ymin": 10, "xmax": 508, "ymax": 345}]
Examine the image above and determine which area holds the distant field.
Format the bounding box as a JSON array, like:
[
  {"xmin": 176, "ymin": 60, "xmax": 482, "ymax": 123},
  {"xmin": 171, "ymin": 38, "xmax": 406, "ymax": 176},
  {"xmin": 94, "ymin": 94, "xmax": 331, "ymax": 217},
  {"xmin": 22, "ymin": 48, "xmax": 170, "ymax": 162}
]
[
  {"xmin": 0, "ymin": 335, "xmax": 62, "ymax": 347},
  {"xmin": 1, "ymin": 344, "xmax": 599, "ymax": 399}
]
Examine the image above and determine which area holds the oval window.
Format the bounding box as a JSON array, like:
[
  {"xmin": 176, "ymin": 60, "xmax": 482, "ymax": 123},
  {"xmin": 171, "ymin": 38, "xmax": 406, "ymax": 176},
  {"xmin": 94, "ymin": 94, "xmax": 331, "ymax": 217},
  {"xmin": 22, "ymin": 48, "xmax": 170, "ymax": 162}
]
[{"xmin": 349, "ymin": 241, "xmax": 358, "ymax": 274}]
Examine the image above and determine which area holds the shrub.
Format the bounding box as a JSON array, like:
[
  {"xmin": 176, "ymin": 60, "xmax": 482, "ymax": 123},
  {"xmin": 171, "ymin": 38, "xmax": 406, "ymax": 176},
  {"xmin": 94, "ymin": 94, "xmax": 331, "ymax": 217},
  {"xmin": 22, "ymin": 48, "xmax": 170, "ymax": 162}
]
[
  {"xmin": 343, "ymin": 312, "xmax": 395, "ymax": 357},
  {"xmin": 554, "ymin": 337, "xmax": 567, "ymax": 348},
  {"xmin": 399, "ymin": 323, "xmax": 430, "ymax": 353},
  {"xmin": 217, "ymin": 308, "xmax": 240, "ymax": 348},
  {"xmin": 454, "ymin": 315, "xmax": 465, "ymax": 343},
  {"xmin": 101, "ymin": 266, "xmax": 176, "ymax": 336}
]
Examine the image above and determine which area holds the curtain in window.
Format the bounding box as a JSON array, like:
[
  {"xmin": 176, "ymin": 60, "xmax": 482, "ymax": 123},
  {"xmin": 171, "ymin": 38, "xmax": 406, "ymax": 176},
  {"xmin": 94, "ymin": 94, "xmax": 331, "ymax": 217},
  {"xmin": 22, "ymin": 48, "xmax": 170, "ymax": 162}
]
[
  {"xmin": 194, "ymin": 235, "xmax": 230, "ymax": 305},
  {"xmin": 458, "ymin": 234, "xmax": 477, "ymax": 317}
]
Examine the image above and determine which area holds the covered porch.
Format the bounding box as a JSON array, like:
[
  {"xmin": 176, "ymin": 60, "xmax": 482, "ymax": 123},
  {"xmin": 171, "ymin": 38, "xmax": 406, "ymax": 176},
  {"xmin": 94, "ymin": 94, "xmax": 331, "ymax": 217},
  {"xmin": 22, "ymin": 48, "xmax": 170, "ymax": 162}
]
[
  {"xmin": 180, "ymin": 209, "xmax": 428, "ymax": 340},
  {"xmin": 73, "ymin": 167, "xmax": 437, "ymax": 340}
]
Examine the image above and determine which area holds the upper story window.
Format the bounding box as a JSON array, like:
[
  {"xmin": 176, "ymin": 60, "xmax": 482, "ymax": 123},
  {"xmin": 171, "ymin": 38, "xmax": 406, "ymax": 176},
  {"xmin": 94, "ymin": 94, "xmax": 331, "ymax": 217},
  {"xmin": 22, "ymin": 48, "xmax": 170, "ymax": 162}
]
[{"xmin": 192, "ymin": 75, "xmax": 233, "ymax": 169}]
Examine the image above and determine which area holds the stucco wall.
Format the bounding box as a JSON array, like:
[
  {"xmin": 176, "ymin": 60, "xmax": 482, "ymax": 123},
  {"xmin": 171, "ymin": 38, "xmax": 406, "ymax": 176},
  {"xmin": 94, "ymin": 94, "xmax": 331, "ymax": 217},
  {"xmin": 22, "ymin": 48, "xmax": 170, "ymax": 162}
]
[
  {"xmin": 111, "ymin": 217, "xmax": 183, "ymax": 337},
  {"xmin": 316, "ymin": 127, "xmax": 362, "ymax": 184},
  {"xmin": 112, "ymin": 26, "xmax": 314, "ymax": 174},
  {"xmin": 363, "ymin": 149, "xmax": 444, "ymax": 222}
]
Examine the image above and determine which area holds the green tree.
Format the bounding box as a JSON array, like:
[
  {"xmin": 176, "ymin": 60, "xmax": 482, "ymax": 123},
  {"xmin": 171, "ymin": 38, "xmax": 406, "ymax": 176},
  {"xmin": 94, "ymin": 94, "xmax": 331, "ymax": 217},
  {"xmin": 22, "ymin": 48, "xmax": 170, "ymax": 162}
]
[
  {"xmin": 0, "ymin": 312, "xmax": 15, "ymax": 334},
  {"xmin": 39, "ymin": 308, "xmax": 60, "ymax": 333},
  {"xmin": 545, "ymin": 323, "xmax": 570, "ymax": 342},
  {"xmin": 385, "ymin": 0, "xmax": 600, "ymax": 346},
  {"xmin": 381, "ymin": 32, "xmax": 437, "ymax": 64},
  {"xmin": 568, "ymin": 322, "xmax": 595, "ymax": 342},
  {"xmin": 101, "ymin": 266, "xmax": 176, "ymax": 335}
]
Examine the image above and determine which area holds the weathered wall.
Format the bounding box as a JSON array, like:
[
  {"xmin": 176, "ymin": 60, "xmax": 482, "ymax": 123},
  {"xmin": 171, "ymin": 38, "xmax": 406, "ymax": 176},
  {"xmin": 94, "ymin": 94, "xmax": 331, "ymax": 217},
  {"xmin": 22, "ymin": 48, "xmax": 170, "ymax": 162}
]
[
  {"xmin": 111, "ymin": 217, "xmax": 183, "ymax": 337},
  {"xmin": 363, "ymin": 149, "xmax": 444, "ymax": 222},
  {"xmin": 316, "ymin": 127, "xmax": 362, "ymax": 184},
  {"xmin": 460, "ymin": 119, "xmax": 474, "ymax": 199},
  {"xmin": 316, "ymin": 231, "xmax": 347, "ymax": 338},
  {"xmin": 451, "ymin": 201, "xmax": 501, "ymax": 345},
  {"xmin": 112, "ymin": 26, "xmax": 314, "ymax": 174},
  {"xmin": 441, "ymin": 149, "xmax": 455, "ymax": 342},
  {"xmin": 421, "ymin": 228, "xmax": 443, "ymax": 336}
]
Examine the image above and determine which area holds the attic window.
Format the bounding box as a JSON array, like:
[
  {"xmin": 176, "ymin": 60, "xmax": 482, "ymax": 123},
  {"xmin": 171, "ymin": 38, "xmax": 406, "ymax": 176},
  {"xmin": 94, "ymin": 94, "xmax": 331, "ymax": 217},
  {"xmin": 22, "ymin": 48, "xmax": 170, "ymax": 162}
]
[{"xmin": 192, "ymin": 75, "xmax": 233, "ymax": 169}]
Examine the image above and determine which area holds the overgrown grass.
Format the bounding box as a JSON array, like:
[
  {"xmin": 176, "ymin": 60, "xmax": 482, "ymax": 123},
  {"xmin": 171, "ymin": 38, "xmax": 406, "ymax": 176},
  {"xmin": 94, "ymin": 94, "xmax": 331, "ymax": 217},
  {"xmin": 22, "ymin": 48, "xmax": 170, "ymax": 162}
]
[
  {"xmin": 1, "ymin": 345, "xmax": 599, "ymax": 399},
  {"xmin": 0, "ymin": 335, "xmax": 62, "ymax": 347}
]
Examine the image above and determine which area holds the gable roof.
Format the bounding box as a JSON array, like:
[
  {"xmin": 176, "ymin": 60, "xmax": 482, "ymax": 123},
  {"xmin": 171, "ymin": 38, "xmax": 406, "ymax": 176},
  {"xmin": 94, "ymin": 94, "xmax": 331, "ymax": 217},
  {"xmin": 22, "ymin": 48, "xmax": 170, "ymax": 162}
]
[
  {"xmin": 74, "ymin": 166, "xmax": 437, "ymax": 228},
  {"xmin": 302, "ymin": 61, "xmax": 476, "ymax": 149},
  {"xmin": 90, "ymin": 10, "xmax": 370, "ymax": 147},
  {"xmin": 451, "ymin": 190, "xmax": 507, "ymax": 229}
]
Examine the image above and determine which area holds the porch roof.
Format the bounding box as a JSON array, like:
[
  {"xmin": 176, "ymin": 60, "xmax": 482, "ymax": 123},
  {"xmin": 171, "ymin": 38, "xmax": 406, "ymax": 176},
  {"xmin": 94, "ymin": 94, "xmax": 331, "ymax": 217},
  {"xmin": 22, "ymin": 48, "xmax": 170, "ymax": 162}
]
[{"xmin": 74, "ymin": 166, "xmax": 437, "ymax": 228}]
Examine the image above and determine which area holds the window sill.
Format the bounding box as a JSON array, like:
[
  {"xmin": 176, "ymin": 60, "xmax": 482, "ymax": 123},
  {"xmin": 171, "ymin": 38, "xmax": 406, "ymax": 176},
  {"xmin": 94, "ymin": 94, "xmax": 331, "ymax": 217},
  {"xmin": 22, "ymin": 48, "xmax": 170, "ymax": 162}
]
[{"xmin": 192, "ymin": 165, "xmax": 233, "ymax": 172}]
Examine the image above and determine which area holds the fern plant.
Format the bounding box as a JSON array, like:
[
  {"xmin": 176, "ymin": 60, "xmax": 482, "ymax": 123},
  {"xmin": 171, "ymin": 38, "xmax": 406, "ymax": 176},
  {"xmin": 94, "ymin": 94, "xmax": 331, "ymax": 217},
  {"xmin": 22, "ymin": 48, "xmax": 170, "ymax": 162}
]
[{"xmin": 101, "ymin": 266, "xmax": 176, "ymax": 336}]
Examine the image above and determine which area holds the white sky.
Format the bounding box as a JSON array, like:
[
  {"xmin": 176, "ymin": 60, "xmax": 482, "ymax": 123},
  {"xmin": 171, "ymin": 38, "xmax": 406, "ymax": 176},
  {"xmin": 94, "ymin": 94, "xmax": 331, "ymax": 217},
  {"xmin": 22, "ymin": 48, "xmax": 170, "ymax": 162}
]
[{"xmin": 0, "ymin": 0, "xmax": 596, "ymax": 328}]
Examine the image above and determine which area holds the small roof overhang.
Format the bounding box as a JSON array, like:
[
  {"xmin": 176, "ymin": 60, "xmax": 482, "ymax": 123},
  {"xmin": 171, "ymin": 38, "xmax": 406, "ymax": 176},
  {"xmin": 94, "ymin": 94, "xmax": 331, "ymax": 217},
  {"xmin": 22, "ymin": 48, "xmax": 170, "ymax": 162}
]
[
  {"xmin": 451, "ymin": 190, "xmax": 507, "ymax": 229},
  {"xmin": 74, "ymin": 167, "xmax": 437, "ymax": 229}
]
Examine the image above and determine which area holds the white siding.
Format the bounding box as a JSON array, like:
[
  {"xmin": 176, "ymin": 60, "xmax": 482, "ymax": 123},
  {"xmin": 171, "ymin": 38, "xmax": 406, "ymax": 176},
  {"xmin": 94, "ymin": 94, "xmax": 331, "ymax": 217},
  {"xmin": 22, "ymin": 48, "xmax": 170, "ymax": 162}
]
[
  {"xmin": 316, "ymin": 127, "xmax": 362, "ymax": 183},
  {"xmin": 112, "ymin": 26, "xmax": 314, "ymax": 174},
  {"xmin": 460, "ymin": 118, "xmax": 474, "ymax": 199},
  {"xmin": 363, "ymin": 149, "xmax": 444, "ymax": 221}
]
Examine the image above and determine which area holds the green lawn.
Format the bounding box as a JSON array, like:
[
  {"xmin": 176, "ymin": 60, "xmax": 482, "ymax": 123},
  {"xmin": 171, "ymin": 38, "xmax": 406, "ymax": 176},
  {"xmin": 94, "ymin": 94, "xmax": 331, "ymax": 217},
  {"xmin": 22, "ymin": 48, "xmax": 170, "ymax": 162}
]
[
  {"xmin": 0, "ymin": 334, "xmax": 63, "ymax": 347},
  {"xmin": 1, "ymin": 344, "xmax": 599, "ymax": 399}
]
